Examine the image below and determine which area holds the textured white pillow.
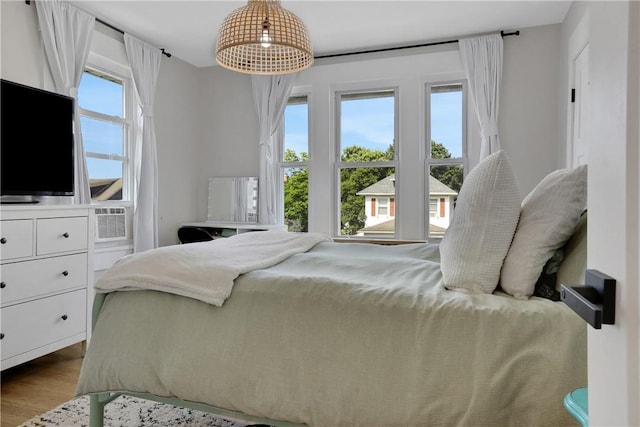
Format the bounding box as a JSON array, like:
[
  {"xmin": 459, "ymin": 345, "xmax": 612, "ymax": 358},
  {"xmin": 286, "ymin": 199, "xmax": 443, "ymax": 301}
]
[
  {"xmin": 500, "ymin": 165, "xmax": 587, "ymax": 299},
  {"xmin": 439, "ymin": 150, "xmax": 521, "ymax": 294}
]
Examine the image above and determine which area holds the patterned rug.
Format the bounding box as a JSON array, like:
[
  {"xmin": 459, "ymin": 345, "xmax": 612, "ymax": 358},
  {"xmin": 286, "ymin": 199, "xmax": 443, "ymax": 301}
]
[{"xmin": 19, "ymin": 394, "xmax": 251, "ymax": 427}]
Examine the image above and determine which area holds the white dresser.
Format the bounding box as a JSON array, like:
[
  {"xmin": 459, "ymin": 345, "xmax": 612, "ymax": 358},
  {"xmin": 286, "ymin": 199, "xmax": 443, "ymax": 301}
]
[{"xmin": 0, "ymin": 205, "xmax": 94, "ymax": 370}]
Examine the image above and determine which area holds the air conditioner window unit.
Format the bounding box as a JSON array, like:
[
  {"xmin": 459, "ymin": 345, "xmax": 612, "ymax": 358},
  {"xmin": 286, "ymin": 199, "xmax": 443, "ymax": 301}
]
[{"xmin": 95, "ymin": 207, "xmax": 128, "ymax": 242}]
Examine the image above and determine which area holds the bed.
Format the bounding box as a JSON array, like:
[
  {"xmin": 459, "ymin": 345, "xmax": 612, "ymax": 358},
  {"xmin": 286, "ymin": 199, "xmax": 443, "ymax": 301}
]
[
  {"xmin": 76, "ymin": 231, "xmax": 586, "ymax": 426},
  {"xmin": 76, "ymin": 153, "xmax": 589, "ymax": 427}
]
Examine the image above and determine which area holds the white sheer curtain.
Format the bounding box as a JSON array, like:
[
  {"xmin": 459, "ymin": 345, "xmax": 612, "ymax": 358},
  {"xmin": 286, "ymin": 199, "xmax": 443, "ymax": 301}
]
[
  {"xmin": 459, "ymin": 34, "xmax": 503, "ymax": 160},
  {"xmin": 124, "ymin": 34, "xmax": 162, "ymax": 252},
  {"xmin": 35, "ymin": 0, "xmax": 94, "ymax": 204},
  {"xmin": 251, "ymin": 74, "xmax": 297, "ymax": 225}
]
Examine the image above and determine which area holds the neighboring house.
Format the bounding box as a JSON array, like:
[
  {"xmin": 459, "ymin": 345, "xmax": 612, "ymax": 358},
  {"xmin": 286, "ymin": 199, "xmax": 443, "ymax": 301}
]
[
  {"xmin": 90, "ymin": 178, "xmax": 122, "ymax": 201},
  {"xmin": 356, "ymin": 174, "xmax": 457, "ymax": 237}
]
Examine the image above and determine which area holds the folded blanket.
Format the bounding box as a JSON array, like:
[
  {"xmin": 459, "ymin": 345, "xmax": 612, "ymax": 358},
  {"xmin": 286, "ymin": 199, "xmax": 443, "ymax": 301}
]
[{"xmin": 95, "ymin": 231, "xmax": 332, "ymax": 306}]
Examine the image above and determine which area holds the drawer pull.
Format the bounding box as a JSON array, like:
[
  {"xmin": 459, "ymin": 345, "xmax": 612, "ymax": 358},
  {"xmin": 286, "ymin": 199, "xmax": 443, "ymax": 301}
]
[
  {"xmin": 62, "ymin": 232, "xmax": 70, "ymax": 238},
  {"xmin": 0, "ymin": 282, "xmax": 5, "ymax": 289},
  {"xmin": 0, "ymin": 237, "xmax": 6, "ymax": 244},
  {"xmin": 0, "ymin": 333, "xmax": 4, "ymax": 340},
  {"xmin": 62, "ymin": 270, "xmax": 69, "ymax": 277},
  {"xmin": 61, "ymin": 314, "xmax": 68, "ymax": 320}
]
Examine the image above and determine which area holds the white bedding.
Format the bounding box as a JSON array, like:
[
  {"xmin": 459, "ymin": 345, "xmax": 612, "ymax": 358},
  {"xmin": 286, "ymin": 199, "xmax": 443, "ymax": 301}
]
[{"xmin": 95, "ymin": 231, "xmax": 331, "ymax": 306}]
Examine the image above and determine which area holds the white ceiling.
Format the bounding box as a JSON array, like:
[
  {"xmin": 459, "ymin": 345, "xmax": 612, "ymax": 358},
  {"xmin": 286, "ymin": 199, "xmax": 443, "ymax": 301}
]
[{"xmin": 72, "ymin": 1, "xmax": 572, "ymax": 68}]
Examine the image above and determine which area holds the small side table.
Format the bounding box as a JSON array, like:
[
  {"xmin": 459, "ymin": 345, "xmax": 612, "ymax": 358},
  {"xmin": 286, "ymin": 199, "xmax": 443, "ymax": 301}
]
[{"xmin": 564, "ymin": 387, "xmax": 588, "ymax": 427}]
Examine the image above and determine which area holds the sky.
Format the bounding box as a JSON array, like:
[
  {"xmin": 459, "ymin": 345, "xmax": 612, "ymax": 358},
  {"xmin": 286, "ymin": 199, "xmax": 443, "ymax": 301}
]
[
  {"xmin": 78, "ymin": 72, "xmax": 124, "ymax": 180},
  {"xmin": 284, "ymin": 90, "xmax": 463, "ymax": 159}
]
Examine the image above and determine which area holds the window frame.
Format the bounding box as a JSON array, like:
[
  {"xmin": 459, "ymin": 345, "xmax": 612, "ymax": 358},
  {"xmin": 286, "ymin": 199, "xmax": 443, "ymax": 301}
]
[
  {"xmin": 78, "ymin": 64, "xmax": 134, "ymax": 204},
  {"xmin": 277, "ymin": 91, "xmax": 311, "ymax": 231},
  {"xmin": 334, "ymin": 86, "xmax": 399, "ymax": 238},
  {"xmin": 424, "ymin": 79, "xmax": 468, "ymax": 241}
]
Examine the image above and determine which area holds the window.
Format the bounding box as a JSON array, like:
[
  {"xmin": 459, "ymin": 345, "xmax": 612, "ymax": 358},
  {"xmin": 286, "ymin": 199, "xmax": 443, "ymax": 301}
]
[
  {"xmin": 337, "ymin": 89, "xmax": 397, "ymax": 237},
  {"xmin": 377, "ymin": 198, "xmax": 389, "ymax": 215},
  {"xmin": 426, "ymin": 82, "xmax": 466, "ymax": 240},
  {"xmin": 281, "ymin": 95, "xmax": 309, "ymax": 232},
  {"xmin": 78, "ymin": 68, "xmax": 133, "ymax": 202},
  {"xmin": 429, "ymin": 198, "xmax": 438, "ymax": 218}
]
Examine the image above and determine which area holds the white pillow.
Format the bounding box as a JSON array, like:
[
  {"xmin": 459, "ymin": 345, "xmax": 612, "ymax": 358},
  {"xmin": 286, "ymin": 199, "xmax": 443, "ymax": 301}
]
[
  {"xmin": 500, "ymin": 165, "xmax": 587, "ymax": 299},
  {"xmin": 439, "ymin": 150, "xmax": 521, "ymax": 294}
]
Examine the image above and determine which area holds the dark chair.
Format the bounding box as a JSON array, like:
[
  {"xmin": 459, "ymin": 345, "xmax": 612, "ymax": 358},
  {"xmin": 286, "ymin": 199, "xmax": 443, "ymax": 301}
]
[{"xmin": 177, "ymin": 226, "xmax": 215, "ymax": 244}]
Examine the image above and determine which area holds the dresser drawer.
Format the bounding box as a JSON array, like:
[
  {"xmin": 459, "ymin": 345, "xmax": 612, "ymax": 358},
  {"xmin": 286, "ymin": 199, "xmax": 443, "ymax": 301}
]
[
  {"xmin": 36, "ymin": 217, "xmax": 88, "ymax": 255},
  {"xmin": 1, "ymin": 253, "xmax": 87, "ymax": 306},
  {"xmin": 1, "ymin": 289, "xmax": 86, "ymax": 361},
  {"xmin": 0, "ymin": 220, "xmax": 34, "ymax": 260}
]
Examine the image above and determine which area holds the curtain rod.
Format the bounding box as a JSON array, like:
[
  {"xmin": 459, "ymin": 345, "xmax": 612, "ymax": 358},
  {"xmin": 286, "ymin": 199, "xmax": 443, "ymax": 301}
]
[
  {"xmin": 315, "ymin": 30, "xmax": 520, "ymax": 60},
  {"xmin": 24, "ymin": 0, "xmax": 172, "ymax": 58}
]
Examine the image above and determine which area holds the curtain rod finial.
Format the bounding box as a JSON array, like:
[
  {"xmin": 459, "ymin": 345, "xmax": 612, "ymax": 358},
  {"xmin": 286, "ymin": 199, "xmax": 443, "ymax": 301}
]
[{"xmin": 500, "ymin": 30, "xmax": 520, "ymax": 38}]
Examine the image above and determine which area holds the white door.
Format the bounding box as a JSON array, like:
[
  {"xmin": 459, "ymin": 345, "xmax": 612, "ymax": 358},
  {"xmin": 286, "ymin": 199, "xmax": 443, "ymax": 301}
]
[
  {"xmin": 586, "ymin": 2, "xmax": 639, "ymax": 426},
  {"xmin": 572, "ymin": 44, "xmax": 589, "ymax": 167}
]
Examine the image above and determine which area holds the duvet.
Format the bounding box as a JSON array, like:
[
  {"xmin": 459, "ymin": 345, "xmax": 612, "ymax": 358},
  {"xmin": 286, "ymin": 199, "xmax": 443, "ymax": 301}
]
[{"xmin": 76, "ymin": 240, "xmax": 586, "ymax": 427}]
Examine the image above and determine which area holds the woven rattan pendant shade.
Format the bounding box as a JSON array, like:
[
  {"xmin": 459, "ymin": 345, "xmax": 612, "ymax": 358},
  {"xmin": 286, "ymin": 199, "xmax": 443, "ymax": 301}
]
[{"xmin": 216, "ymin": 0, "xmax": 313, "ymax": 75}]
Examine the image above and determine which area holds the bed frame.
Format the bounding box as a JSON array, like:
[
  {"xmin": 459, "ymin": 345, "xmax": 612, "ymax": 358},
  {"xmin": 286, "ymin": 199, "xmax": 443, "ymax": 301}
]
[{"xmin": 88, "ymin": 293, "xmax": 305, "ymax": 427}]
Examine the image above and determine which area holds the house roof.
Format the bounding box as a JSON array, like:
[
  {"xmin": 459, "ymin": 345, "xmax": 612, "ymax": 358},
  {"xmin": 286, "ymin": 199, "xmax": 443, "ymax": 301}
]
[
  {"xmin": 90, "ymin": 178, "xmax": 122, "ymax": 201},
  {"xmin": 429, "ymin": 176, "xmax": 458, "ymax": 196},
  {"xmin": 357, "ymin": 174, "xmax": 396, "ymax": 196},
  {"xmin": 356, "ymin": 174, "xmax": 457, "ymax": 196},
  {"xmin": 358, "ymin": 219, "xmax": 447, "ymax": 234},
  {"xmin": 360, "ymin": 218, "xmax": 395, "ymax": 233}
]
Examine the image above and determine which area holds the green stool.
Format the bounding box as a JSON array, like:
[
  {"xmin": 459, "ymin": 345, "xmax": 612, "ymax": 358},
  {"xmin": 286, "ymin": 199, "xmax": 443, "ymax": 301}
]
[{"xmin": 564, "ymin": 387, "xmax": 588, "ymax": 427}]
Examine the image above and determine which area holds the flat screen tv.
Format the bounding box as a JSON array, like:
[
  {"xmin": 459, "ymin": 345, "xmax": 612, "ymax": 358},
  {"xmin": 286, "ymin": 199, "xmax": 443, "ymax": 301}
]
[{"xmin": 1, "ymin": 79, "xmax": 75, "ymax": 202}]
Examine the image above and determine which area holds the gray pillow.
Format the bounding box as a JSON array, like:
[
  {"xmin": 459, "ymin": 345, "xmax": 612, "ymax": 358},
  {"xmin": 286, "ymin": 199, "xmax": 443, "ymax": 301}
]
[{"xmin": 500, "ymin": 165, "xmax": 587, "ymax": 299}]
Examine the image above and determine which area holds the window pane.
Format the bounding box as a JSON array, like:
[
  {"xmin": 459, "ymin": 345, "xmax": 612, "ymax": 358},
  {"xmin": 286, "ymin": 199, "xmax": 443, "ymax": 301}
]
[
  {"xmin": 340, "ymin": 91, "xmax": 395, "ymax": 162},
  {"xmin": 80, "ymin": 117, "xmax": 123, "ymax": 156},
  {"xmin": 284, "ymin": 96, "xmax": 308, "ymax": 161},
  {"xmin": 284, "ymin": 166, "xmax": 308, "ymax": 232},
  {"xmin": 430, "ymin": 84, "xmax": 463, "ymax": 159},
  {"xmin": 340, "ymin": 167, "xmax": 395, "ymax": 236},
  {"xmin": 78, "ymin": 71, "xmax": 123, "ymax": 117},
  {"xmin": 87, "ymin": 158, "xmax": 123, "ymax": 201},
  {"xmin": 428, "ymin": 164, "xmax": 462, "ymax": 239},
  {"xmin": 429, "ymin": 198, "xmax": 438, "ymax": 218}
]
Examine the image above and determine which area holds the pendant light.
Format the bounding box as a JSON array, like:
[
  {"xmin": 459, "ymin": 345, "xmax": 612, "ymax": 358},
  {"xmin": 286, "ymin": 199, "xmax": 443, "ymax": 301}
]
[{"xmin": 215, "ymin": 0, "xmax": 313, "ymax": 75}]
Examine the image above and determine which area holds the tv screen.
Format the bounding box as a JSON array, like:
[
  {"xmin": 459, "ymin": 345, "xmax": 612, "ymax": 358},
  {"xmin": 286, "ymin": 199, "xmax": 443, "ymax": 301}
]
[{"xmin": 1, "ymin": 79, "xmax": 75, "ymax": 198}]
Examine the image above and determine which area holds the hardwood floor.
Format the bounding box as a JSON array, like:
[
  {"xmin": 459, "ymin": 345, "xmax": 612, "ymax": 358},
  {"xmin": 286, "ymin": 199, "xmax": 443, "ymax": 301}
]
[{"xmin": 1, "ymin": 343, "xmax": 84, "ymax": 427}]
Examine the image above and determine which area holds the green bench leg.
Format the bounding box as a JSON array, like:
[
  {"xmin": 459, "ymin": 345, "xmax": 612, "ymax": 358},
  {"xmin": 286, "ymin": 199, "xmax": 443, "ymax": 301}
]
[{"xmin": 89, "ymin": 394, "xmax": 105, "ymax": 427}]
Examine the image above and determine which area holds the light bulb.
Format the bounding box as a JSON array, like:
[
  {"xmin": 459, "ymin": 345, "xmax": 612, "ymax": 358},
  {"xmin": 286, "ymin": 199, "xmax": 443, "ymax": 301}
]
[
  {"xmin": 260, "ymin": 29, "xmax": 272, "ymax": 48},
  {"xmin": 260, "ymin": 19, "xmax": 272, "ymax": 48}
]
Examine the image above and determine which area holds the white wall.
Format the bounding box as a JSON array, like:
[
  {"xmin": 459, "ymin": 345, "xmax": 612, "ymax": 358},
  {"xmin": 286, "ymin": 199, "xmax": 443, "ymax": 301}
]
[
  {"xmin": 155, "ymin": 55, "xmax": 203, "ymax": 246},
  {"xmin": 0, "ymin": 1, "xmax": 43, "ymax": 88},
  {"xmin": 501, "ymin": 24, "xmax": 563, "ymax": 183},
  {"xmin": 195, "ymin": 66, "xmax": 259, "ymax": 220},
  {"xmin": 0, "ymin": 1, "xmax": 202, "ymax": 248}
]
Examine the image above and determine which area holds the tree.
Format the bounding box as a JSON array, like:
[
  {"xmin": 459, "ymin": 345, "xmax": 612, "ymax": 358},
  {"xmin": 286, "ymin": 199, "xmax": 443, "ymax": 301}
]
[
  {"xmin": 283, "ymin": 149, "xmax": 309, "ymax": 232},
  {"xmin": 430, "ymin": 141, "xmax": 463, "ymax": 193}
]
